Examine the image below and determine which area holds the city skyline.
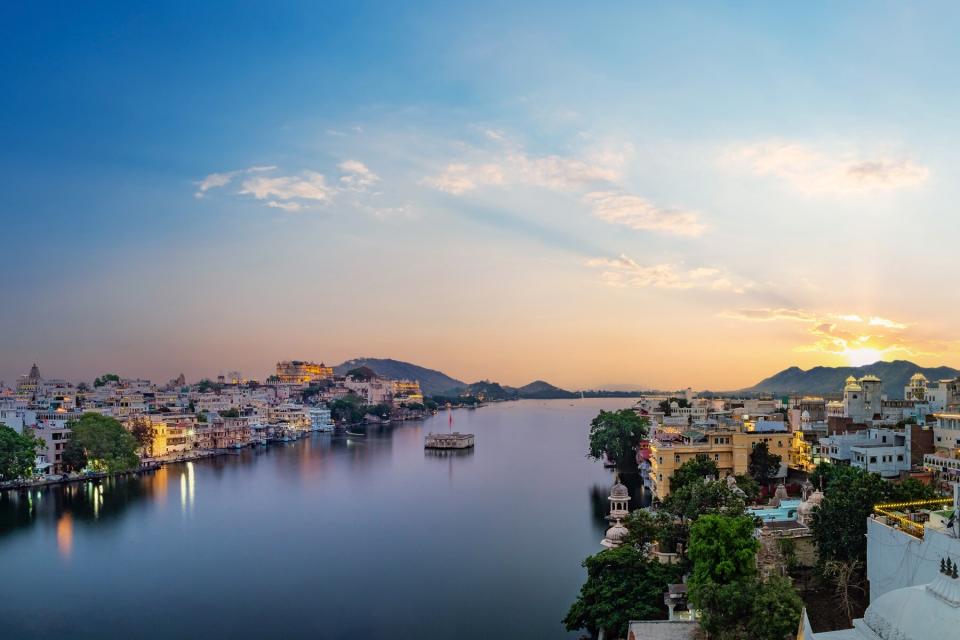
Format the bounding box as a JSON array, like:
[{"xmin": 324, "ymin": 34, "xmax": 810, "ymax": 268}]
[{"xmin": 5, "ymin": 2, "xmax": 960, "ymax": 389}]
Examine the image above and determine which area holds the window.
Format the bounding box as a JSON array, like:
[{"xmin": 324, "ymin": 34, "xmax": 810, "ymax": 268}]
[
  {"xmin": 897, "ymin": 455, "xmax": 904, "ymax": 462},
  {"xmin": 870, "ymin": 456, "xmax": 877, "ymax": 464},
  {"xmin": 675, "ymin": 454, "xmax": 680, "ymax": 463},
  {"xmin": 714, "ymin": 454, "xmax": 720, "ymax": 462}
]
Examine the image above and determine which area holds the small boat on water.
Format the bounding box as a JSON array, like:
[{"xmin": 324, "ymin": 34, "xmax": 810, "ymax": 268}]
[{"xmin": 345, "ymin": 430, "xmax": 366, "ymax": 437}]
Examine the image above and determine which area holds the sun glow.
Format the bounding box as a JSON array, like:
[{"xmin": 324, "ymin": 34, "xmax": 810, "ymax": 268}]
[{"xmin": 845, "ymin": 347, "xmax": 883, "ymax": 367}]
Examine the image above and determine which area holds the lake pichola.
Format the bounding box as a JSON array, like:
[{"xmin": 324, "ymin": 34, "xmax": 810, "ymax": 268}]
[{"xmin": 0, "ymin": 399, "xmax": 647, "ymax": 639}]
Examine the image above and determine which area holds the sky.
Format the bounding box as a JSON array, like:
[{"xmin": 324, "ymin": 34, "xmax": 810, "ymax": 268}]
[{"xmin": 3, "ymin": 1, "xmax": 960, "ymax": 391}]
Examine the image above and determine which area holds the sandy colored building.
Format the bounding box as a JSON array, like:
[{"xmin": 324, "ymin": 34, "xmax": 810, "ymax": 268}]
[{"xmin": 649, "ymin": 429, "xmax": 791, "ymax": 500}]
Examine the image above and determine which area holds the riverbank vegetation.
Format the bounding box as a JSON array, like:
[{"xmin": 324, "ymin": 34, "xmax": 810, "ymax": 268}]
[
  {"xmin": 0, "ymin": 425, "xmax": 41, "ymax": 481},
  {"xmin": 587, "ymin": 409, "xmax": 649, "ymax": 471},
  {"xmin": 62, "ymin": 413, "xmax": 140, "ymax": 473}
]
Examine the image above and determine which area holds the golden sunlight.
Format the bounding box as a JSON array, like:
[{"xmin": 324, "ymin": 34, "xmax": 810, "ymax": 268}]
[{"xmin": 845, "ymin": 347, "xmax": 883, "ymax": 367}]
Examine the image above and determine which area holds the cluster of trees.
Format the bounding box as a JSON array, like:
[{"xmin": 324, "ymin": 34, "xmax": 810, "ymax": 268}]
[
  {"xmin": 62, "ymin": 414, "xmax": 140, "ymax": 474},
  {"xmin": 563, "ymin": 545, "xmax": 683, "ymax": 637},
  {"xmin": 809, "ymin": 463, "xmax": 935, "ymax": 567},
  {"xmin": 587, "ymin": 409, "xmax": 649, "ymax": 470},
  {"xmin": 567, "ymin": 425, "xmax": 806, "ymax": 639},
  {"xmin": 688, "ymin": 515, "xmax": 803, "ymax": 640},
  {"xmin": 93, "ymin": 373, "xmax": 120, "ymax": 387},
  {"xmin": 0, "ymin": 425, "xmax": 42, "ymax": 481}
]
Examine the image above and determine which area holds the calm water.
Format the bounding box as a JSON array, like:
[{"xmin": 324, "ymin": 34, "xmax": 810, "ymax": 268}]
[{"xmin": 0, "ymin": 399, "xmax": 646, "ymax": 639}]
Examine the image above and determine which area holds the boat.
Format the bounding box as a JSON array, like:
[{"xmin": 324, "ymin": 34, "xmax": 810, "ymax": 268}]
[{"xmin": 345, "ymin": 430, "xmax": 366, "ymax": 437}]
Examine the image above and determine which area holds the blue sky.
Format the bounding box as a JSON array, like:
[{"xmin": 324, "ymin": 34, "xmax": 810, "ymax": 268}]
[{"xmin": 2, "ymin": 2, "xmax": 959, "ymax": 389}]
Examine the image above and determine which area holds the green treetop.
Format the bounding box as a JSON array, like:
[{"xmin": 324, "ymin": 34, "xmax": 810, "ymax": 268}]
[
  {"xmin": 0, "ymin": 425, "xmax": 41, "ymax": 481},
  {"xmin": 564, "ymin": 545, "xmax": 682, "ymax": 639},
  {"xmin": 587, "ymin": 409, "xmax": 649, "ymax": 470},
  {"xmin": 62, "ymin": 413, "xmax": 140, "ymax": 474}
]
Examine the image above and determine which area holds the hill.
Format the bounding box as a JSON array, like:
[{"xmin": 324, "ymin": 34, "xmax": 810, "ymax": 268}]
[
  {"xmin": 516, "ymin": 380, "xmax": 577, "ymax": 399},
  {"xmin": 458, "ymin": 380, "xmax": 518, "ymax": 401},
  {"xmin": 744, "ymin": 360, "xmax": 960, "ymax": 396},
  {"xmin": 333, "ymin": 358, "xmax": 466, "ymax": 396}
]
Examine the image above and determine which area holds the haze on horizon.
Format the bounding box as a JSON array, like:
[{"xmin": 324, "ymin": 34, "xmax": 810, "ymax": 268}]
[{"xmin": 3, "ymin": 2, "xmax": 960, "ymax": 391}]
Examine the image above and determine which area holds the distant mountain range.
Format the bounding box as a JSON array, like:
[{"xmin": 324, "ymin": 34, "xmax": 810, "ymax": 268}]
[
  {"xmin": 333, "ymin": 358, "xmax": 578, "ymax": 399},
  {"xmin": 744, "ymin": 360, "xmax": 960, "ymax": 396}
]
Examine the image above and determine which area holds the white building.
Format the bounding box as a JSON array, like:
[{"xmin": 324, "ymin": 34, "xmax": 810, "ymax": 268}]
[
  {"xmin": 933, "ymin": 413, "xmax": 960, "ymax": 454},
  {"xmin": 817, "ymin": 428, "xmax": 910, "ymax": 478}
]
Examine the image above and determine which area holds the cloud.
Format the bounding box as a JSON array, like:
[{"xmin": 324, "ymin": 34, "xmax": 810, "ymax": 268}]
[
  {"xmin": 196, "ymin": 161, "xmax": 383, "ymax": 212},
  {"xmin": 585, "ymin": 191, "xmax": 706, "ymax": 237},
  {"xmin": 338, "ymin": 160, "xmax": 380, "ymax": 190},
  {"xmin": 421, "ymin": 162, "xmax": 506, "ymax": 194},
  {"xmin": 194, "ymin": 171, "xmax": 238, "ymax": 198},
  {"xmin": 722, "ymin": 141, "xmax": 929, "ymax": 194},
  {"xmin": 719, "ymin": 308, "xmax": 817, "ymax": 322},
  {"xmin": 587, "ymin": 255, "xmax": 748, "ymax": 292},
  {"xmin": 266, "ymin": 201, "xmax": 302, "ymax": 212},
  {"xmin": 239, "ymin": 171, "xmax": 333, "ymax": 203},
  {"xmin": 719, "ymin": 307, "xmax": 932, "ymax": 360},
  {"xmin": 421, "ymin": 146, "xmax": 627, "ymax": 195}
]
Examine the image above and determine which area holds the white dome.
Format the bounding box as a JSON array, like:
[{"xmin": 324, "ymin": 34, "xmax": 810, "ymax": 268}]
[
  {"xmin": 798, "ymin": 490, "xmax": 824, "ymax": 516},
  {"xmin": 610, "ymin": 482, "xmax": 630, "ymax": 500},
  {"xmin": 602, "ymin": 521, "xmax": 629, "ymax": 548},
  {"xmin": 801, "ymin": 410, "xmax": 811, "ymax": 421},
  {"xmin": 862, "ymin": 573, "xmax": 960, "ymax": 640}
]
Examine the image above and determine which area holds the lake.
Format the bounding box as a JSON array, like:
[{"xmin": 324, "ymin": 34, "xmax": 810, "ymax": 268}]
[{"xmin": 0, "ymin": 399, "xmax": 647, "ymax": 639}]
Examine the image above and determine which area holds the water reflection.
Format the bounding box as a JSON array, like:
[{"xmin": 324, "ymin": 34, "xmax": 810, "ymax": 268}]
[
  {"xmin": 0, "ymin": 401, "xmax": 638, "ymax": 640},
  {"xmin": 56, "ymin": 513, "xmax": 72, "ymax": 560}
]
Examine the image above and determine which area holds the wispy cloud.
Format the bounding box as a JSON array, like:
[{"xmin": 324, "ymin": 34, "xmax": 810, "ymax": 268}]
[
  {"xmin": 721, "ymin": 141, "xmax": 929, "ymax": 194},
  {"xmin": 421, "ymin": 146, "xmax": 628, "ymax": 195},
  {"xmin": 720, "ymin": 307, "xmax": 931, "ymax": 360},
  {"xmin": 585, "ymin": 191, "xmax": 706, "ymax": 237},
  {"xmin": 587, "ymin": 255, "xmax": 748, "ymax": 292},
  {"xmin": 196, "ymin": 160, "xmax": 380, "ymax": 212},
  {"xmin": 338, "ymin": 160, "xmax": 379, "ymax": 190},
  {"xmin": 239, "ymin": 171, "xmax": 333, "ymax": 203},
  {"xmin": 194, "ymin": 171, "xmax": 238, "ymax": 198}
]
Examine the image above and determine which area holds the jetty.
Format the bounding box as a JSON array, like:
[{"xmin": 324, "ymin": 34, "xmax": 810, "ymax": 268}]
[{"xmin": 424, "ymin": 432, "xmax": 475, "ymax": 450}]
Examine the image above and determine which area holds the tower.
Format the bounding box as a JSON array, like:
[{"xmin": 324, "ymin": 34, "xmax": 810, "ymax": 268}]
[{"xmin": 602, "ymin": 478, "xmax": 631, "ymax": 549}]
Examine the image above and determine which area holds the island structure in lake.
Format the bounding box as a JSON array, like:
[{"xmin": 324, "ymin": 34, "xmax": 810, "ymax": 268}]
[{"xmin": 424, "ymin": 432, "xmax": 475, "ymax": 449}]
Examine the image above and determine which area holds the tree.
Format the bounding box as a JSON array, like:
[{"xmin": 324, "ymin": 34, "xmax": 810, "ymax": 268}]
[
  {"xmin": 622, "ymin": 508, "xmax": 666, "ymax": 549},
  {"xmin": 688, "ymin": 515, "xmax": 759, "ymax": 637},
  {"xmin": 733, "ymin": 473, "xmax": 760, "ymax": 502},
  {"xmin": 587, "ymin": 410, "xmax": 649, "ymax": 470},
  {"xmin": 128, "ymin": 418, "xmax": 154, "ymax": 455},
  {"xmin": 564, "ymin": 545, "xmax": 682, "ymax": 638},
  {"xmin": 688, "ymin": 515, "xmax": 801, "ymax": 639},
  {"xmin": 63, "ymin": 413, "xmax": 140, "ymax": 474},
  {"xmin": 666, "ymin": 479, "xmax": 747, "ymax": 522},
  {"xmin": 823, "ymin": 560, "xmax": 864, "ymax": 627},
  {"xmin": 890, "ymin": 477, "xmax": 937, "ymax": 501},
  {"xmin": 669, "ymin": 454, "xmax": 719, "ymax": 494},
  {"xmin": 688, "ymin": 515, "xmax": 758, "ymax": 586},
  {"xmin": 746, "ymin": 576, "xmax": 804, "ymax": 640},
  {"xmin": 0, "ymin": 425, "xmax": 41, "ymax": 481},
  {"xmin": 218, "ymin": 408, "xmax": 240, "ymax": 418},
  {"xmin": 346, "ymin": 366, "xmax": 377, "ymax": 381},
  {"xmin": 93, "ymin": 373, "xmax": 120, "ymax": 387},
  {"xmin": 748, "ymin": 441, "xmax": 782, "ymax": 486},
  {"xmin": 809, "ymin": 465, "xmax": 890, "ymax": 565}
]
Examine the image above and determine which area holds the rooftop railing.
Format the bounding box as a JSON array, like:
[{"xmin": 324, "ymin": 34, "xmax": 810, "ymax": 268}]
[{"xmin": 873, "ymin": 498, "xmax": 953, "ymax": 539}]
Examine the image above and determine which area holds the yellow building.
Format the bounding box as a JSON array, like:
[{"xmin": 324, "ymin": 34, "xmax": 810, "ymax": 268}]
[
  {"xmin": 392, "ymin": 379, "xmax": 424, "ymax": 405},
  {"xmin": 649, "ymin": 430, "xmax": 791, "ymax": 500},
  {"xmin": 275, "ymin": 361, "xmax": 334, "ymax": 384}
]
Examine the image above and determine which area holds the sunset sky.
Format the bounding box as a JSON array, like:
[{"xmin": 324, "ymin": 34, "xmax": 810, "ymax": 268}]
[{"xmin": 3, "ymin": 2, "xmax": 960, "ymax": 390}]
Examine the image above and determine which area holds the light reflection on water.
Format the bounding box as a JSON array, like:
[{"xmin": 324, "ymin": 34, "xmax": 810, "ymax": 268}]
[{"xmin": 0, "ymin": 399, "xmax": 638, "ymax": 640}]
